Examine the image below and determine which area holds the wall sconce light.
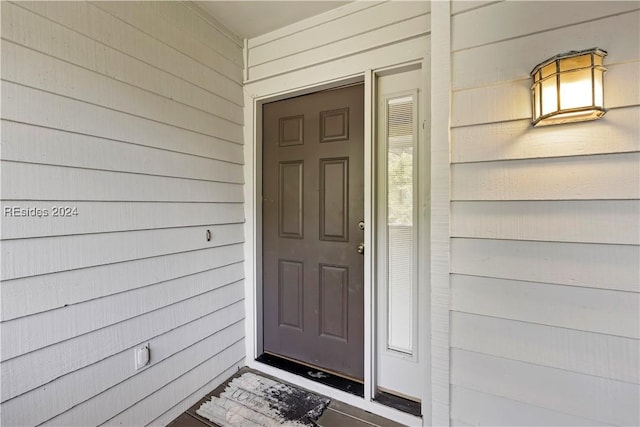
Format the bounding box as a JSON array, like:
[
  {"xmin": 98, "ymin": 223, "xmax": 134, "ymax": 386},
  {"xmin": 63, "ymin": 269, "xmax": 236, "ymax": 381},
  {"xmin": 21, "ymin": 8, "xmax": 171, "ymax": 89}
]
[{"xmin": 530, "ymin": 47, "xmax": 607, "ymax": 127}]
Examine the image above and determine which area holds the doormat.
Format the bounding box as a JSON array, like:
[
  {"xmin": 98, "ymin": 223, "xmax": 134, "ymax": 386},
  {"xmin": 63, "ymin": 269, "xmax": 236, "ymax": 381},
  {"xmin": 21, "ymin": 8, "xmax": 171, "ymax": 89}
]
[{"xmin": 196, "ymin": 372, "xmax": 331, "ymax": 426}]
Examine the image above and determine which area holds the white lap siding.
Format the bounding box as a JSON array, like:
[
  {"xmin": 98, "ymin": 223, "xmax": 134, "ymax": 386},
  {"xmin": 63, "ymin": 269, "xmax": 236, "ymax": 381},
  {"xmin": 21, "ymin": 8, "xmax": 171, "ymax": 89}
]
[
  {"xmin": 0, "ymin": 1, "xmax": 246, "ymax": 425},
  {"xmin": 449, "ymin": 1, "xmax": 640, "ymax": 426}
]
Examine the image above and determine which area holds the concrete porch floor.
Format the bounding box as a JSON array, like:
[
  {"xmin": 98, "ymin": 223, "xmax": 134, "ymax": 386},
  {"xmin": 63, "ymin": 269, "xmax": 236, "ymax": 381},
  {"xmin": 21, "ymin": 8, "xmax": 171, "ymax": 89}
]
[{"xmin": 167, "ymin": 367, "xmax": 407, "ymax": 427}]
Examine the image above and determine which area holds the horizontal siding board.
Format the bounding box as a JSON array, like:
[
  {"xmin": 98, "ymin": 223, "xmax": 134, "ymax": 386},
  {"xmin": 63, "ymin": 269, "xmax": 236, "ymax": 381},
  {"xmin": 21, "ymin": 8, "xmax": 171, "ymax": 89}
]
[
  {"xmin": 146, "ymin": 361, "xmax": 243, "ymax": 427},
  {"xmin": 1, "ymin": 85, "xmax": 244, "ymax": 163},
  {"xmin": 248, "ymin": 1, "xmax": 383, "ymax": 48},
  {"xmin": 0, "ymin": 280, "xmax": 244, "ymax": 402},
  {"xmin": 1, "ymin": 305, "xmax": 243, "ymax": 426},
  {"xmin": 451, "ymin": 385, "xmax": 611, "ymax": 426},
  {"xmin": 100, "ymin": 342, "xmax": 245, "ymax": 427},
  {"xmin": 250, "ymin": 14, "xmax": 430, "ymax": 80},
  {"xmin": 451, "ymin": 1, "xmax": 639, "ymax": 51},
  {"xmin": 1, "ymin": 122, "xmax": 243, "ymax": 184},
  {"xmin": 2, "ymin": 263, "xmax": 244, "ymax": 360},
  {"xmin": 451, "ymin": 238, "xmax": 640, "ymax": 292},
  {"xmin": 451, "ymin": 349, "xmax": 640, "ymax": 426},
  {"xmin": 249, "ymin": 1, "xmax": 430, "ymax": 66},
  {"xmin": 604, "ymin": 60, "xmax": 640, "ymax": 110},
  {"xmin": 451, "ymin": 1, "xmax": 499, "ymax": 16},
  {"xmin": 451, "ymin": 200, "xmax": 640, "ymax": 244},
  {"xmin": 91, "ymin": 1, "xmax": 242, "ymax": 82},
  {"xmin": 1, "ymin": 222, "xmax": 243, "ymax": 280},
  {"xmin": 451, "ymin": 311, "xmax": 640, "ymax": 383},
  {"xmin": 451, "ymin": 62, "xmax": 640, "ymax": 127},
  {"xmin": 247, "ymin": 36, "xmax": 428, "ymax": 87},
  {"xmin": 451, "ymin": 107, "xmax": 640, "ymax": 163},
  {"xmin": 1, "ymin": 201, "xmax": 244, "ymax": 240},
  {"xmin": 452, "ymin": 78, "xmax": 530, "ymax": 126},
  {"xmin": 451, "ymin": 274, "xmax": 640, "ymax": 338},
  {"xmin": 1, "ymin": 2, "xmax": 243, "ymax": 124},
  {"xmin": 1, "ymin": 161, "xmax": 244, "ymax": 203},
  {"xmin": 451, "ymin": 152, "xmax": 640, "ymax": 200},
  {"xmin": 452, "ymin": 10, "xmax": 640, "ymax": 90},
  {"xmin": 1, "ymin": 42, "xmax": 242, "ymax": 142},
  {"xmin": 9, "ymin": 1, "xmax": 243, "ymax": 105},
  {"xmin": 151, "ymin": 1, "xmax": 243, "ymax": 62},
  {"xmin": 0, "ymin": 244, "xmax": 244, "ymax": 321}
]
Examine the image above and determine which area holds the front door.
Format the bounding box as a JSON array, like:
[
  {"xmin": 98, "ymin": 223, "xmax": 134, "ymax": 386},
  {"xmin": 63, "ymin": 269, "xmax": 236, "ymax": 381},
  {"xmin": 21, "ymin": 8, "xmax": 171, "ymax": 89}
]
[{"xmin": 262, "ymin": 84, "xmax": 364, "ymax": 380}]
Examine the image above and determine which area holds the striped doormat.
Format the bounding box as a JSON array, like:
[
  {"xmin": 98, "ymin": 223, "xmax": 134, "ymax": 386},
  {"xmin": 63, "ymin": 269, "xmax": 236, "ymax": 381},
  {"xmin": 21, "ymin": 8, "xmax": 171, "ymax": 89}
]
[{"xmin": 196, "ymin": 372, "xmax": 331, "ymax": 426}]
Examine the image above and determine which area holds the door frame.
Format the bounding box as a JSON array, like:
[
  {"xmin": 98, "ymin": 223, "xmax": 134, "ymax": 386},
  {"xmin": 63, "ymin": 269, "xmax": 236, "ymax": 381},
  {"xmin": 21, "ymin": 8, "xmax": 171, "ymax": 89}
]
[{"xmin": 243, "ymin": 60, "xmax": 429, "ymax": 426}]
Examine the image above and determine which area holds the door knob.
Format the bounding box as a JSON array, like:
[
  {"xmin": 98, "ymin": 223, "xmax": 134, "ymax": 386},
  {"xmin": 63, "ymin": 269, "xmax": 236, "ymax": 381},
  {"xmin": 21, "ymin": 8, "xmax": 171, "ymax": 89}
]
[{"xmin": 357, "ymin": 242, "xmax": 365, "ymax": 255}]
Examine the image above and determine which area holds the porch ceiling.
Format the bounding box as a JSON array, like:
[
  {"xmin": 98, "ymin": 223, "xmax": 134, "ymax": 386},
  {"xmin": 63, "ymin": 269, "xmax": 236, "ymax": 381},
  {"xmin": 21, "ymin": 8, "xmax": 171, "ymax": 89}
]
[{"xmin": 195, "ymin": 1, "xmax": 351, "ymax": 39}]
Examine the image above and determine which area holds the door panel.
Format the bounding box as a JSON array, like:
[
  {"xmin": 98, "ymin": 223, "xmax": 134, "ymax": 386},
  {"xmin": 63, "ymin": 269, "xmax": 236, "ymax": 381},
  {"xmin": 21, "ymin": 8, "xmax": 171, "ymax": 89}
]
[
  {"xmin": 319, "ymin": 264, "xmax": 349, "ymax": 340},
  {"xmin": 320, "ymin": 158, "xmax": 349, "ymax": 241},
  {"xmin": 263, "ymin": 84, "xmax": 364, "ymax": 379},
  {"xmin": 278, "ymin": 161, "xmax": 304, "ymax": 238},
  {"xmin": 278, "ymin": 260, "xmax": 303, "ymax": 330}
]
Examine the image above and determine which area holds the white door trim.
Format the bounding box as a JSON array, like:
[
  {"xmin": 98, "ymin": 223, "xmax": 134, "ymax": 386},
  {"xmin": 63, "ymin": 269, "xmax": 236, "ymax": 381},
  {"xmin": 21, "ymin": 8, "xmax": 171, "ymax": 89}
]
[
  {"xmin": 429, "ymin": 2, "xmax": 452, "ymax": 426},
  {"xmin": 242, "ymin": 61, "xmax": 430, "ymax": 426}
]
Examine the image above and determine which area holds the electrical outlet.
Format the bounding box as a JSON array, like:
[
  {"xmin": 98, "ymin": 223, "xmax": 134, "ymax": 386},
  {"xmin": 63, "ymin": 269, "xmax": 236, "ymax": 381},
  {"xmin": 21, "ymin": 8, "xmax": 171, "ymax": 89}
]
[{"xmin": 134, "ymin": 344, "xmax": 150, "ymax": 370}]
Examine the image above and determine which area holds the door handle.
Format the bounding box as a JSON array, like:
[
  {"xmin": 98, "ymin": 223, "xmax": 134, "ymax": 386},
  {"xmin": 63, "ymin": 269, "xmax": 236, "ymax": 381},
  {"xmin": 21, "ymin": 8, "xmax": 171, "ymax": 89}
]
[{"xmin": 357, "ymin": 242, "xmax": 365, "ymax": 255}]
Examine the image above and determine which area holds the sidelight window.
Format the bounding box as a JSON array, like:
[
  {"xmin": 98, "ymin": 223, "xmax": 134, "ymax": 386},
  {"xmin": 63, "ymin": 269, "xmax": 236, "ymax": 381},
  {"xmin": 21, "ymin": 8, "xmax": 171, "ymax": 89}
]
[{"xmin": 384, "ymin": 93, "xmax": 417, "ymax": 355}]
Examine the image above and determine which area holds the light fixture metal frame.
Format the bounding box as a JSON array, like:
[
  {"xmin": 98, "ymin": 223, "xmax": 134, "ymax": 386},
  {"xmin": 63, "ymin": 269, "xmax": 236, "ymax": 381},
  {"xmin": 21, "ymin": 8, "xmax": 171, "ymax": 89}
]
[{"xmin": 530, "ymin": 47, "xmax": 608, "ymax": 127}]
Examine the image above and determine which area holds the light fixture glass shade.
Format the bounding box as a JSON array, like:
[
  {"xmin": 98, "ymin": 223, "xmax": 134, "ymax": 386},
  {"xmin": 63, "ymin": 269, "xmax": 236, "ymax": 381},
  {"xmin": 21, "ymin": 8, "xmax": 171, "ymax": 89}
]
[{"xmin": 531, "ymin": 48, "xmax": 607, "ymax": 126}]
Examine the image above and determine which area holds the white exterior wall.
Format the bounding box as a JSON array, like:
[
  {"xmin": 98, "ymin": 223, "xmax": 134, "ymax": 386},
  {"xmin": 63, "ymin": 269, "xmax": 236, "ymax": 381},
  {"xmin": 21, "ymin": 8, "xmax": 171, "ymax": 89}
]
[
  {"xmin": 0, "ymin": 2, "xmax": 246, "ymax": 425},
  {"xmin": 449, "ymin": 2, "xmax": 640, "ymax": 425}
]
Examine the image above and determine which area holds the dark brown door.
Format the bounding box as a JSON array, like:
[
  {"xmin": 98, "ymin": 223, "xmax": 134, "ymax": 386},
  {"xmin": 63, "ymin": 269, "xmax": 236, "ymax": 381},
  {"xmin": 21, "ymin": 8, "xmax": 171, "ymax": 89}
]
[{"xmin": 262, "ymin": 84, "xmax": 364, "ymax": 380}]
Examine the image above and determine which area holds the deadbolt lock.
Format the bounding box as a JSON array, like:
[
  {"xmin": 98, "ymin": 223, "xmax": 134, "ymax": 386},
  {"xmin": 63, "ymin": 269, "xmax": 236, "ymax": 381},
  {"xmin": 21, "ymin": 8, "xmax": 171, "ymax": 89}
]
[{"xmin": 358, "ymin": 221, "xmax": 365, "ymax": 230}]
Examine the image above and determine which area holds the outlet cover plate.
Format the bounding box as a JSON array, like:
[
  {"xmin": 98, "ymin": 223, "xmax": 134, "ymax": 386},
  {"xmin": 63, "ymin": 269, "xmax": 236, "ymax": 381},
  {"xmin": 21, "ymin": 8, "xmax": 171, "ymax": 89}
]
[{"xmin": 135, "ymin": 344, "xmax": 150, "ymax": 370}]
